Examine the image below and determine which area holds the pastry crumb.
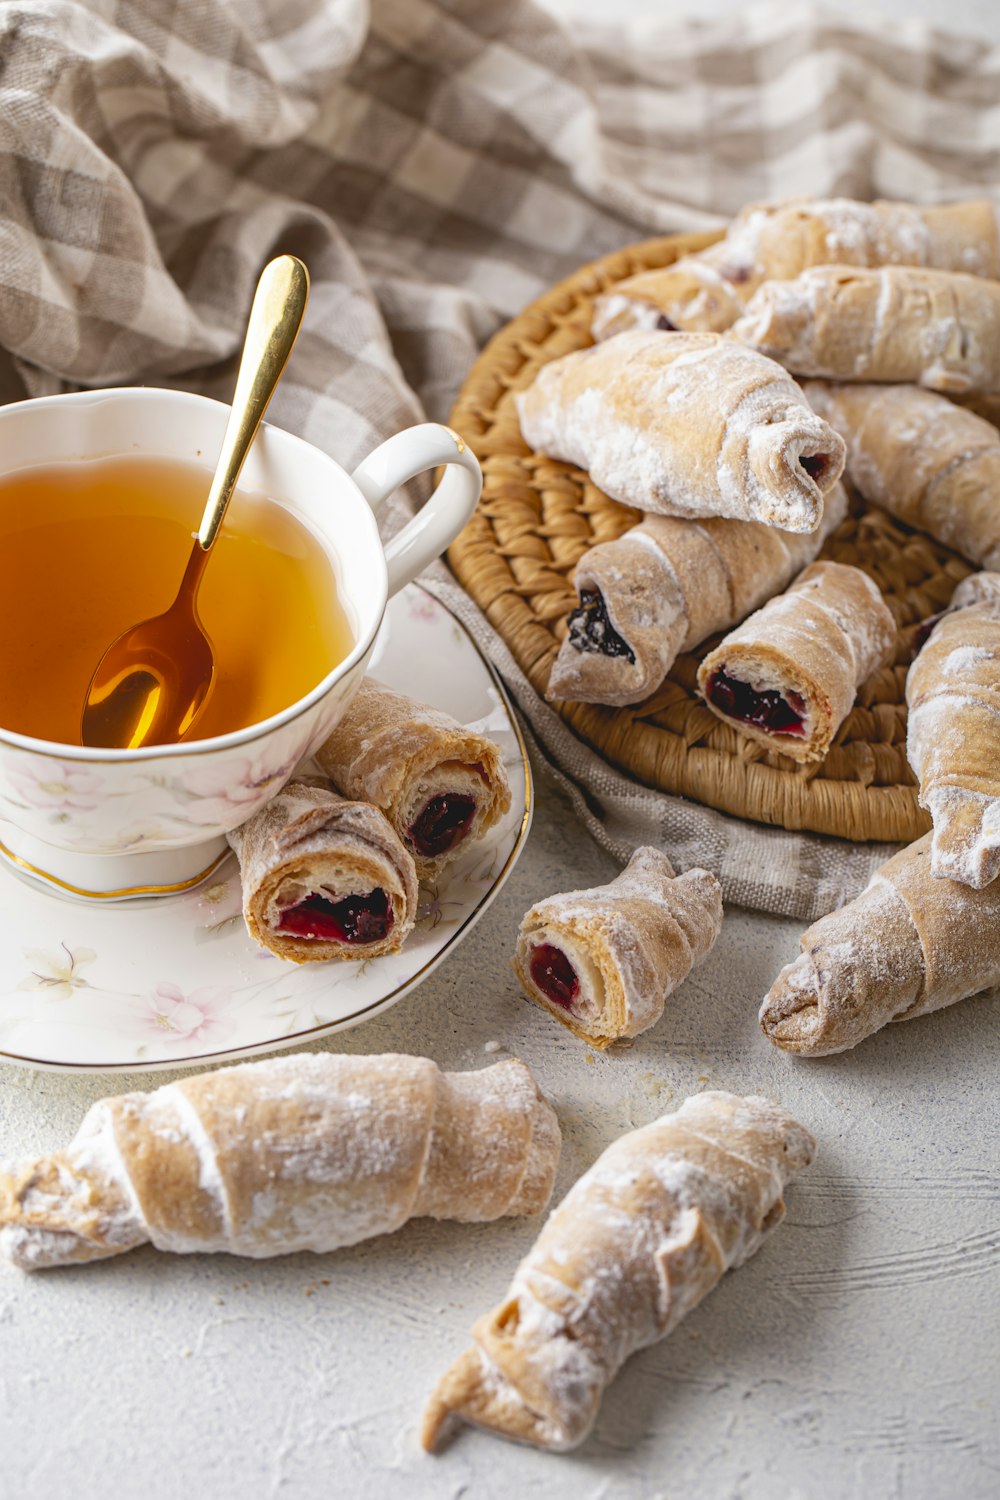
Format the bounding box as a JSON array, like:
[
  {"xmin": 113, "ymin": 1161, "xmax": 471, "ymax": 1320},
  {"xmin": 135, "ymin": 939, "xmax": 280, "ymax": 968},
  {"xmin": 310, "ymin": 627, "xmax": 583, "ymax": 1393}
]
[{"xmin": 483, "ymin": 1040, "xmax": 502, "ymax": 1053}]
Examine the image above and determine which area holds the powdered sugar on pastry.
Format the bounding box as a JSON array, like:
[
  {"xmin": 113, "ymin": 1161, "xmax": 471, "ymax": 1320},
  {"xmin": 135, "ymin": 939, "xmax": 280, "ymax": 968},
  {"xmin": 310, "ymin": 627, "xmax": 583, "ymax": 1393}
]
[
  {"xmin": 591, "ymin": 251, "xmax": 745, "ymax": 339},
  {"xmin": 591, "ymin": 198, "xmax": 1000, "ymax": 342},
  {"xmin": 733, "ymin": 265, "xmax": 1000, "ymax": 393},
  {"xmin": 422, "ymin": 1091, "xmax": 814, "ymax": 1453},
  {"xmin": 697, "ymin": 560, "xmax": 896, "ymax": 764},
  {"xmin": 805, "ymin": 381, "xmax": 1000, "ymax": 568},
  {"xmin": 547, "ymin": 484, "xmax": 849, "ymax": 708},
  {"xmin": 907, "ymin": 576, "xmax": 1000, "ymax": 887},
  {"xmin": 513, "ymin": 846, "xmax": 722, "ymax": 1048},
  {"xmin": 516, "ymin": 330, "xmax": 845, "ymax": 533},
  {"xmin": 760, "ymin": 833, "xmax": 1000, "ymax": 1054},
  {"xmin": 0, "ymin": 1054, "xmax": 561, "ymax": 1271},
  {"xmin": 315, "ymin": 677, "xmax": 511, "ymax": 881},
  {"xmin": 227, "ymin": 780, "xmax": 419, "ymax": 964}
]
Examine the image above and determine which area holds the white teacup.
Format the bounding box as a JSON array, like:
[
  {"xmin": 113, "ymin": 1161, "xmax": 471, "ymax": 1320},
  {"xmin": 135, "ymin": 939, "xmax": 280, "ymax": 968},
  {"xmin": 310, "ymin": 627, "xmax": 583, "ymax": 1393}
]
[{"xmin": 0, "ymin": 388, "xmax": 482, "ymax": 901}]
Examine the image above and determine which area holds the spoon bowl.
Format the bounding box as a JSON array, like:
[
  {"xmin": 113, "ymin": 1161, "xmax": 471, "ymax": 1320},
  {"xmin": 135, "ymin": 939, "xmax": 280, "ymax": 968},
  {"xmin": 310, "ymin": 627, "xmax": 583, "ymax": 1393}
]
[
  {"xmin": 80, "ymin": 254, "xmax": 310, "ymax": 750},
  {"xmin": 80, "ymin": 584, "xmax": 215, "ymax": 750}
]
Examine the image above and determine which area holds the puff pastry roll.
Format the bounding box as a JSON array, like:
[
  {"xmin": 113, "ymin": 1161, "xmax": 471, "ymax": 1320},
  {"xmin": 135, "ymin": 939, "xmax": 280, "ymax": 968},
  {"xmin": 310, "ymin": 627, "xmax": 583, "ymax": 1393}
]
[
  {"xmin": 591, "ymin": 246, "xmax": 746, "ymax": 339},
  {"xmin": 548, "ymin": 484, "xmax": 848, "ymax": 707},
  {"xmin": 591, "ymin": 198, "xmax": 999, "ymax": 341},
  {"xmin": 0, "ymin": 1053, "xmax": 561, "ymax": 1271},
  {"xmin": 315, "ymin": 677, "xmax": 511, "ymax": 881},
  {"xmin": 227, "ymin": 779, "xmax": 418, "ymax": 963},
  {"xmin": 732, "ymin": 265, "xmax": 1000, "ymax": 393},
  {"xmin": 513, "ymin": 847, "xmax": 722, "ymax": 1048},
  {"xmin": 806, "ymin": 382, "xmax": 1000, "ymax": 569},
  {"xmin": 515, "ymin": 330, "xmax": 846, "ymax": 533},
  {"xmin": 760, "ymin": 833, "xmax": 1000, "ymax": 1054},
  {"xmin": 422, "ymin": 1091, "xmax": 815, "ymax": 1453},
  {"xmin": 697, "ymin": 560, "xmax": 896, "ymax": 764},
  {"xmin": 907, "ymin": 575, "xmax": 1000, "ymax": 887}
]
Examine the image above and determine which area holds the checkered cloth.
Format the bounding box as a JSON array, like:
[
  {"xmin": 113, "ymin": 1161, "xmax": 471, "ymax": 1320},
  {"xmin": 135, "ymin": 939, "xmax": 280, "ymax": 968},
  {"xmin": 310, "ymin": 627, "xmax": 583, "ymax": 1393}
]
[{"xmin": 4, "ymin": 0, "xmax": 999, "ymax": 919}]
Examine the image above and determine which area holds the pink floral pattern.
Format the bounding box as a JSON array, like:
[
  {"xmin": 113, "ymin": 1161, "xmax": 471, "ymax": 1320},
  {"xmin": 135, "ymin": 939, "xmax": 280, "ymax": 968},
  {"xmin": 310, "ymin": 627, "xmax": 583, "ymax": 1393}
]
[
  {"xmin": 178, "ymin": 752, "xmax": 298, "ymax": 827},
  {"xmin": 136, "ymin": 982, "xmax": 237, "ymax": 1047},
  {"xmin": 4, "ymin": 759, "xmax": 103, "ymax": 813}
]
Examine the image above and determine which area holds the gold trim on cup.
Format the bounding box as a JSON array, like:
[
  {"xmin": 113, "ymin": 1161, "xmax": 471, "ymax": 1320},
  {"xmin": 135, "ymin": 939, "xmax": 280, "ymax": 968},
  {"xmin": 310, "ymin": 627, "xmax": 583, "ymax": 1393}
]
[{"xmin": 0, "ymin": 838, "xmax": 232, "ymax": 901}]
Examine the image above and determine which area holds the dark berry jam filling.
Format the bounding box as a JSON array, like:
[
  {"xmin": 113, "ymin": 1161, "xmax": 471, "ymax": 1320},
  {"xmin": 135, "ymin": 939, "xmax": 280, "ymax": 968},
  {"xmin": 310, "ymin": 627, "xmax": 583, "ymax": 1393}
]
[
  {"xmin": 529, "ymin": 943, "xmax": 580, "ymax": 1011},
  {"xmin": 567, "ymin": 589, "xmax": 636, "ymax": 662},
  {"xmin": 707, "ymin": 667, "xmax": 807, "ymax": 737},
  {"xmin": 656, "ymin": 314, "xmax": 678, "ymax": 331},
  {"xmin": 277, "ymin": 887, "xmax": 392, "ymax": 944},
  {"xmin": 798, "ymin": 453, "xmax": 830, "ymax": 482},
  {"xmin": 407, "ymin": 792, "xmax": 477, "ymax": 859}
]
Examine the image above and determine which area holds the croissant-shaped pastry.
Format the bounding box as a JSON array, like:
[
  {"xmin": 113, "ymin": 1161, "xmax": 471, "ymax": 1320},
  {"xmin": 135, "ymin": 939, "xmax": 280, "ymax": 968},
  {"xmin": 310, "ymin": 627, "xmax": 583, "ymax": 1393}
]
[
  {"xmin": 723, "ymin": 195, "xmax": 1000, "ymax": 289},
  {"xmin": 697, "ymin": 560, "xmax": 896, "ymax": 764},
  {"xmin": 760, "ymin": 833, "xmax": 1000, "ymax": 1054},
  {"xmin": 548, "ymin": 484, "xmax": 848, "ymax": 707},
  {"xmin": 227, "ymin": 779, "xmax": 418, "ymax": 962},
  {"xmin": 591, "ymin": 246, "xmax": 746, "ymax": 339},
  {"xmin": 0, "ymin": 1053, "xmax": 561, "ymax": 1271},
  {"xmin": 515, "ymin": 330, "xmax": 846, "ymax": 533},
  {"xmin": 592, "ymin": 197, "xmax": 1000, "ymax": 340},
  {"xmin": 805, "ymin": 382, "xmax": 1000, "ymax": 570},
  {"xmin": 422, "ymin": 1091, "xmax": 815, "ymax": 1452},
  {"xmin": 513, "ymin": 846, "xmax": 722, "ymax": 1047},
  {"xmin": 732, "ymin": 265, "xmax": 1000, "ymax": 393},
  {"xmin": 907, "ymin": 575, "xmax": 1000, "ymax": 887},
  {"xmin": 315, "ymin": 677, "xmax": 511, "ymax": 880}
]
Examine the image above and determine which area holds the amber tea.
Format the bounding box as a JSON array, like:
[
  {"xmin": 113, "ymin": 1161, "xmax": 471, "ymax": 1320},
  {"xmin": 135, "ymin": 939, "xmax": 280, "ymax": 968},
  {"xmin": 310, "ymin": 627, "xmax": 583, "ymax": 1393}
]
[{"xmin": 0, "ymin": 454, "xmax": 353, "ymax": 746}]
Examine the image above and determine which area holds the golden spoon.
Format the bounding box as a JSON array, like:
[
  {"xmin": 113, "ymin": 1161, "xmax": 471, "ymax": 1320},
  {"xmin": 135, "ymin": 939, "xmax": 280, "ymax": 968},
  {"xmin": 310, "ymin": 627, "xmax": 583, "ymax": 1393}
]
[{"xmin": 81, "ymin": 255, "xmax": 310, "ymax": 750}]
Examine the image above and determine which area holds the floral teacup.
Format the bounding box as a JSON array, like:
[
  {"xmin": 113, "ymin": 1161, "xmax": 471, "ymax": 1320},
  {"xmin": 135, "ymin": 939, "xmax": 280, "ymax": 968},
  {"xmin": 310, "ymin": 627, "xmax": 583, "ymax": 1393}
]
[{"xmin": 0, "ymin": 389, "xmax": 481, "ymax": 901}]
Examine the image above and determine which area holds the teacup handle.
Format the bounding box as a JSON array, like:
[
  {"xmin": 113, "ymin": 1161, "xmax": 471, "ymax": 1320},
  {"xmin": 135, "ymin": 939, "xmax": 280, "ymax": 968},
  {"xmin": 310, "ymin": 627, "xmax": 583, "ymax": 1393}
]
[{"xmin": 350, "ymin": 423, "xmax": 482, "ymax": 596}]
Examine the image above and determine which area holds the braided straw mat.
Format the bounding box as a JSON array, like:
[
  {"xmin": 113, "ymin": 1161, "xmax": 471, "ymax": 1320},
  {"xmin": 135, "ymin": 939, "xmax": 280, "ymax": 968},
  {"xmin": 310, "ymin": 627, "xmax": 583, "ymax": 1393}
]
[{"xmin": 448, "ymin": 230, "xmax": 976, "ymax": 846}]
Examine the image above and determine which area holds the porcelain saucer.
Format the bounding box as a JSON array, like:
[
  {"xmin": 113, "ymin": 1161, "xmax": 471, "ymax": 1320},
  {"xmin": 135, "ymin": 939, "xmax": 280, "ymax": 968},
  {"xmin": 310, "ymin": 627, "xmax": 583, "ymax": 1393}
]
[{"xmin": 0, "ymin": 584, "xmax": 531, "ymax": 1073}]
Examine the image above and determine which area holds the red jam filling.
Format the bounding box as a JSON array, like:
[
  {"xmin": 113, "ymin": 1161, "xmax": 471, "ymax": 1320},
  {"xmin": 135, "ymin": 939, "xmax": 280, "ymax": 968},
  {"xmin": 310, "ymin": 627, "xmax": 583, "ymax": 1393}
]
[
  {"xmin": 707, "ymin": 667, "xmax": 807, "ymax": 737},
  {"xmin": 408, "ymin": 793, "xmax": 478, "ymax": 858},
  {"xmin": 799, "ymin": 453, "xmax": 830, "ymax": 481},
  {"xmin": 277, "ymin": 888, "xmax": 392, "ymax": 944},
  {"xmin": 529, "ymin": 943, "xmax": 580, "ymax": 1011}
]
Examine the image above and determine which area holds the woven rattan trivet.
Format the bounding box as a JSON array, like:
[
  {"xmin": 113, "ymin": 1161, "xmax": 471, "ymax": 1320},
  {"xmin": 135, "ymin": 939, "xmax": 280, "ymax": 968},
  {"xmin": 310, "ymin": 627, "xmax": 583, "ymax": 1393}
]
[{"xmin": 448, "ymin": 230, "xmax": 977, "ymax": 844}]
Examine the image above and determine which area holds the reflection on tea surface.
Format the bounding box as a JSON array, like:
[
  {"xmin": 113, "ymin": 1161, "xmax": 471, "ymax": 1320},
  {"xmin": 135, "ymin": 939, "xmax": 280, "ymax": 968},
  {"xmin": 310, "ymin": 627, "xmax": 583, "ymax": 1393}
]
[{"xmin": 0, "ymin": 455, "xmax": 353, "ymax": 745}]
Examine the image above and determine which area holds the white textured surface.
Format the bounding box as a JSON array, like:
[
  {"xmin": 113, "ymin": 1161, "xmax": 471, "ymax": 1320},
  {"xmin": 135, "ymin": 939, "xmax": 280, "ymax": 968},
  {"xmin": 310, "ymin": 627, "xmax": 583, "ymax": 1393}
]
[{"xmin": 1, "ymin": 777, "xmax": 999, "ymax": 1497}]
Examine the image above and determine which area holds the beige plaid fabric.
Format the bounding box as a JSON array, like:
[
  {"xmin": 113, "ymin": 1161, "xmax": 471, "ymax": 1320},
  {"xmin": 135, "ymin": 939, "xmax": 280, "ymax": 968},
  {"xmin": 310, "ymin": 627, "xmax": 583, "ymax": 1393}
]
[{"xmin": 3, "ymin": 0, "xmax": 999, "ymax": 919}]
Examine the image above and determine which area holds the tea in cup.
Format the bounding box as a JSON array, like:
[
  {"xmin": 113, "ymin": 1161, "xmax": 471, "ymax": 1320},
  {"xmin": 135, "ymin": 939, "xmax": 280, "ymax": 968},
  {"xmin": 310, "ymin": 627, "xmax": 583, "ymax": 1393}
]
[{"xmin": 0, "ymin": 388, "xmax": 481, "ymax": 900}]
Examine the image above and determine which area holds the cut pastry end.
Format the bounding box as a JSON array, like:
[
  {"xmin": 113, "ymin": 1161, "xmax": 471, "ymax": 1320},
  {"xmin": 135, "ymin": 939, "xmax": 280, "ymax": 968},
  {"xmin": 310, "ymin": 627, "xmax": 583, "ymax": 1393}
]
[
  {"xmin": 547, "ymin": 587, "xmax": 662, "ymax": 708},
  {"xmin": 926, "ymin": 788, "xmax": 1000, "ymax": 889},
  {"xmin": 406, "ymin": 790, "xmax": 478, "ymax": 860},
  {"xmin": 513, "ymin": 930, "xmax": 619, "ymax": 1049},
  {"xmin": 257, "ymin": 855, "xmax": 413, "ymax": 964},
  {"xmin": 398, "ymin": 759, "xmax": 511, "ymax": 879},
  {"xmin": 565, "ymin": 589, "xmax": 636, "ymax": 665},
  {"xmin": 698, "ymin": 656, "xmax": 828, "ymax": 764},
  {"xmin": 547, "ymin": 536, "xmax": 688, "ymax": 707}
]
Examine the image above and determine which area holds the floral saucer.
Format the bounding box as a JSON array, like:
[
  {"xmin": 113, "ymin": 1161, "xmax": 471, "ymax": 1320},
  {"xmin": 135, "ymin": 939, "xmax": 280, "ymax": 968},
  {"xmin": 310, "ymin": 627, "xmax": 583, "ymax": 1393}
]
[{"xmin": 0, "ymin": 585, "xmax": 531, "ymax": 1073}]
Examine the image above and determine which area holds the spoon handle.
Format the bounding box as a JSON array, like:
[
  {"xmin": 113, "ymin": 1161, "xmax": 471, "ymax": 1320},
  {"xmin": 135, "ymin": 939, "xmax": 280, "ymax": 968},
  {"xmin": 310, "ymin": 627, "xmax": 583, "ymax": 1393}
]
[{"xmin": 197, "ymin": 255, "xmax": 310, "ymax": 551}]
